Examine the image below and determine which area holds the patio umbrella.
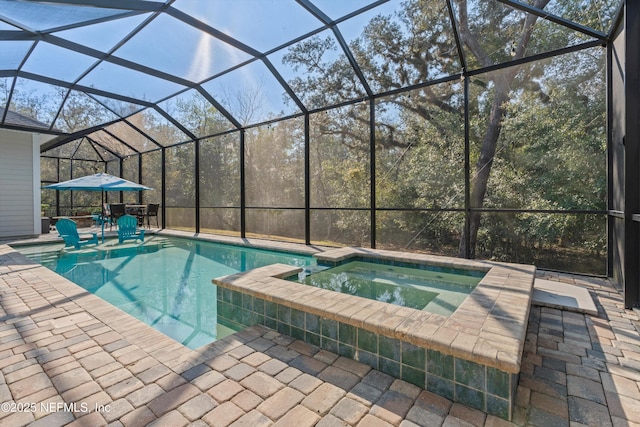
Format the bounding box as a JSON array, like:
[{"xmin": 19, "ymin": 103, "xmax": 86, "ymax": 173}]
[{"xmin": 43, "ymin": 172, "xmax": 153, "ymax": 243}]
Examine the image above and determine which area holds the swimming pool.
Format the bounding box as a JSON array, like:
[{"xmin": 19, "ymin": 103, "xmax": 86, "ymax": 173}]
[
  {"xmin": 298, "ymin": 261, "xmax": 483, "ymax": 315},
  {"xmin": 17, "ymin": 236, "xmax": 315, "ymax": 349}
]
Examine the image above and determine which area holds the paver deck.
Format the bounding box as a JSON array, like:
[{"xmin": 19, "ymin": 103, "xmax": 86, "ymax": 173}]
[{"xmin": 0, "ymin": 235, "xmax": 639, "ymax": 427}]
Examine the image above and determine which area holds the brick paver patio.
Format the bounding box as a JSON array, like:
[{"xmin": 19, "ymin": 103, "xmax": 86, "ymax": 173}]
[{"xmin": 0, "ymin": 243, "xmax": 639, "ymax": 426}]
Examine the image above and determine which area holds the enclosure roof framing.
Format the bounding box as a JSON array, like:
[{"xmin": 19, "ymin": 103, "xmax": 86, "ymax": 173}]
[{"xmin": 0, "ymin": 0, "xmax": 622, "ymax": 159}]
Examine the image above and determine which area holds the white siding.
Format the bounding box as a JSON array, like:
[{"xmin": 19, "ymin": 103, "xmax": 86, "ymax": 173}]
[{"xmin": 0, "ymin": 130, "xmax": 36, "ymax": 238}]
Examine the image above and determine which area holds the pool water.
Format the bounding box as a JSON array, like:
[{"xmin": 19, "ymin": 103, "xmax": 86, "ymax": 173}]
[
  {"xmin": 18, "ymin": 236, "xmax": 315, "ymax": 349},
  {"xmin": 298, "ymin": 261, "xmax": 482, "ymax": 316}
]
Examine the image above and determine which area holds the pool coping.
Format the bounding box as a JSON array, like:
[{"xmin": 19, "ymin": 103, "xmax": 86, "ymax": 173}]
[
  {"xmin": 156, "ymin": 229, "xmax": 326, "ymax": 256},
  {"xmin": 213, "ymin": 247, "xmax": 536, "ymax": 374}
]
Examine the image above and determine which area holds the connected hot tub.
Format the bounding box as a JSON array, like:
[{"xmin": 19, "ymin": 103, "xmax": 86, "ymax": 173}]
[{"xmin": 297, "ymin": 260, "xmax": 484, "ymax": 315}]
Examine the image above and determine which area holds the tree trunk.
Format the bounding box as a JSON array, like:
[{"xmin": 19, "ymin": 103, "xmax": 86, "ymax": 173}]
[
  {"xmin": 455, "ymin": 0, "xmax": 549, "ymax": 258},
  {"xmin": 459, "ymin": 78, "xmax": 510, "ymax": 258}
]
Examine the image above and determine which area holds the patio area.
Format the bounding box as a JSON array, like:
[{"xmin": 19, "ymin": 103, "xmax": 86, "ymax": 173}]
[
  {"xmin": 1, "ymin": 236, "xmax": 638, "ymax": 427},
  {"xmin": 0, "ymin": 1, "xmax": 638, "ymax": 425}
]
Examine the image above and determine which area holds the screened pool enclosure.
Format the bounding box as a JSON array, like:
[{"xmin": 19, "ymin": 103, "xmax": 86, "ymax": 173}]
[{"xmin": 1, "ymin": 0, "xmax": 638, "ymax": 308}]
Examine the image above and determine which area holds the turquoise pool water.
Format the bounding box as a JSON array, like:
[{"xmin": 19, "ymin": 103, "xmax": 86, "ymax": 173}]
[
  {"xmin": 299, "ymin": 261, "xmax": 483, "ymax": 316},
  {"xmin": 18, "ymin": 236, "xmax": 315, "ymax": 349}
]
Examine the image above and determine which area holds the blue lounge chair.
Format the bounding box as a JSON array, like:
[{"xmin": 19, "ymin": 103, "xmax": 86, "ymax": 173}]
[
  {"xmin": 55, "ymin": 218, "xmax": 98, "ymax": 249},
  {"xmin": 117, "ymin": 215, "xmax": 145, "ymax": 244}
]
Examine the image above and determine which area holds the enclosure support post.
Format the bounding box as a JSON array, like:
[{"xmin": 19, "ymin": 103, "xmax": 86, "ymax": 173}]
[
  {"xmin": 70, "ymin": 159, "xmax": 74, "ymax": 214},
  {"xmin": 624, "ymin": 0, "xmax": 640, "ymax": 308},
  {"xmin": 118, "ymin": 158, "xmax": 124, "ymax": 204},
  {"xmin": 305, "ymin": 114, "xmax": 311, "ymax": 245},
  {"xmin": 370, "ymin": 98, "xmax": 376, "ymax": 249},
  {"xmin": 195, "ymin": 138, "xmax": 200, "ymax": 233},
  {"xmin": 137, "ymin": 155, "xmax": 143, "ymax": 205},
  {"xmin": 463, "ymin": 75, "xmax": 471, "ymax": 259},
  {"xmin": 240, "ymin": 130, "xmax": 246, "ymax": 238},
  {"xmin": 606, "ymin": 34, "xmax": 614, "ymax": 279},
  {"xmin": 55, "ymin": 158, "xmax": 60, "ymax": 217},
  {"xmin": 161, "ymin": 148, "xmax": 166, "ymax": 229}
]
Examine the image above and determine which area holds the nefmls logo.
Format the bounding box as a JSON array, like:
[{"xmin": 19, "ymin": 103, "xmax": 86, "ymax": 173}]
[{"xmin": 41, "ymin": 402, "xmax": 89, "ymax": 413}]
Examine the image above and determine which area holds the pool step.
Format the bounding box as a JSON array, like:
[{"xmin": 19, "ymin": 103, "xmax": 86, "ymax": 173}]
[{"xmin": 532, "ymin": 279, "xmax": 598, "ymax": 315}]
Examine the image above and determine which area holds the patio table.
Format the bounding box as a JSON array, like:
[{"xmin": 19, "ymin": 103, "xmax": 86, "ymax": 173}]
[{"xmin": 125, "ymin": 205, "xmax": 147, "ymax": 226}]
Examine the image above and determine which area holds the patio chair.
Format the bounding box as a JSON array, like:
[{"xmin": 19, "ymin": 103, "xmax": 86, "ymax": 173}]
[
  {"xmin": 55, "ymin": 218, "xmax": 98, "ymax": 249},
  {"xmin": 109, "ymin": 203, "xmax": 126, "ymax": 230},
  {"xmin": 92, "ymin": 204, "xmax": 109, "ymax": 227},
  {"xmin": 95, "ymin": 203, "xmax": 112, "ymax": 227},
  {"xmin": 146, "ymin": 203, "xmax": 159, "ymax": 228},
  {"xmin": 117, "ymin": 214, "xmax": 145, "ymax": 244}
]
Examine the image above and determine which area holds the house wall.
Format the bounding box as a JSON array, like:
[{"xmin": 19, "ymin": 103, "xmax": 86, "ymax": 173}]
[{"xmin": 0, "ymin": 129, "xmax": 42, "ymax": 238}]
